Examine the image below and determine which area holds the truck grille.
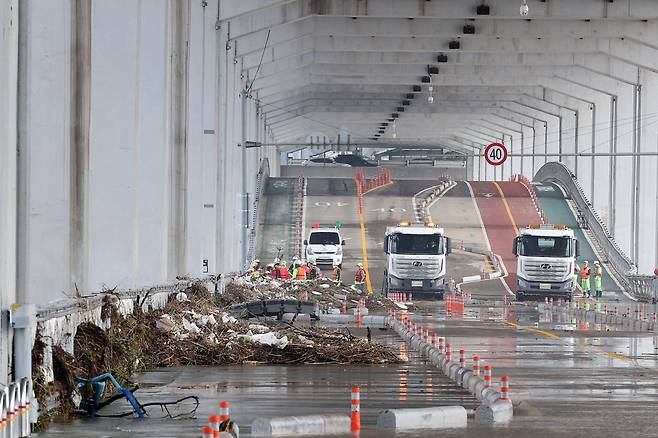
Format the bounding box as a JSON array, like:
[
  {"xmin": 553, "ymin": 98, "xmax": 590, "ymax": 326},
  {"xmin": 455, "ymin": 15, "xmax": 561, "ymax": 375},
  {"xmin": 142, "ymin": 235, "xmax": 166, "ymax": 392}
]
[
  {"xmin": 522, "ymin": 261, "xmax": 569, "ymax": 281},
  {"xmin": 393, "ymin": 259, "xmax": 441, "ymax": 279}
]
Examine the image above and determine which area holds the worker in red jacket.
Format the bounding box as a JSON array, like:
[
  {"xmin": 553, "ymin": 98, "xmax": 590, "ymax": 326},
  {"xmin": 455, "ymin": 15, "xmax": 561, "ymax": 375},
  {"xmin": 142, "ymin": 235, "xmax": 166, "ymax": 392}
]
[{"xmin": 277, "ymin": 260, "xmax": 292, "ymax": 280}]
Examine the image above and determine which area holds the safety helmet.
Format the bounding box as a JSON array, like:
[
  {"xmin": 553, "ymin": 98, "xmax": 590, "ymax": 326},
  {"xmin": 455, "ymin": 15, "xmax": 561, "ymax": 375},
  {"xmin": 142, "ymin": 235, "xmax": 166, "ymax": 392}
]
[
  {"xmin": 594, "ymin": 261, "xmax": 600, "ymax": 265},
  {"xmin": 254, "ymin": 259, "xmax": 260, "ymax": 263},
  {"xmin": 584, "ymin": 260, "xmax": 589, "ymax": 265},
  {"xmin": 308, "ymin": 259, "xmax": 316, "ymax": 265},
  {"xmin": 266, "ymin": 263, "xmax": 274, "ymax": 269},
  {"xmin": 280, "ymin": 261, "xmax": 287, "ymax": 267},
  {"xmin": 357, "ymin": 263, "xmax": 364, "ymax": 267},
  {"xmin": 295, "ymin": 260, "xmax": 302, "ymax": 266}
]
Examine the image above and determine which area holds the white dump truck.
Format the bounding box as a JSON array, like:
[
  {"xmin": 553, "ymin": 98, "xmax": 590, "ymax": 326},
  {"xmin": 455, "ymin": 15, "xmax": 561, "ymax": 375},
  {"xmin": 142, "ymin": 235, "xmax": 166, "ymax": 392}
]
[
  {"xmin": 513, "ymin": 224, "xmax": 579, "ymax": 301},
  {"xmin": 382, "ymin": 221, "xmax": 450, "ymax": 299}
]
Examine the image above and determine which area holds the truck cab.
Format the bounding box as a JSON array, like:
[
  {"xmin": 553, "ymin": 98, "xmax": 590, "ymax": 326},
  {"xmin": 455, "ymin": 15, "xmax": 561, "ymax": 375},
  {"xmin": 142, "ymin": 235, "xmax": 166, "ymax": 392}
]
[
  {"xmin": 304, "ymin": 225, "xmax": 345, "ymax": 266},
  {"xmin": 382, "ymin": 221, "xmax": 450, "ymax": 300},
  {"xmin": 513, "ymin": 224, "xmax": 579, "ymax": 301}
]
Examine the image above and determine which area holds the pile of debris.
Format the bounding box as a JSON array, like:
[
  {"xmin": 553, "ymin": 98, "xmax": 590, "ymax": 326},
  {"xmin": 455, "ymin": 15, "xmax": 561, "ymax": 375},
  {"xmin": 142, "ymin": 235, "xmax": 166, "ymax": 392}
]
[
  {"xmin": 37, "ymin": 282, "xmax": 401, "ymax": 424},
  {"xmin": 219, "ymin": 275, "xmax": 414, "ymax": 314}
]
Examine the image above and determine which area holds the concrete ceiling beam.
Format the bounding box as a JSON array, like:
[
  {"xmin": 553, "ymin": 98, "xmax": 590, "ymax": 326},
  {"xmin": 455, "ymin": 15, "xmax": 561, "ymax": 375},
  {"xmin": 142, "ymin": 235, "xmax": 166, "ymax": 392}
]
[{"xmin": 225, "ymin": 0, "xmax": 658, "ymax": 39}]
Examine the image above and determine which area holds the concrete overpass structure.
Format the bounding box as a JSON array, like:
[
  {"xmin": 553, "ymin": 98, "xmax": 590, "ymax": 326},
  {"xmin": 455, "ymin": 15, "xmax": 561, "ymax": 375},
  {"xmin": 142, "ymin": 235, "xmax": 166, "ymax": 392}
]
[{"xmin": 1, "ymin": 0, "xmax": 658, "ymax": 413}]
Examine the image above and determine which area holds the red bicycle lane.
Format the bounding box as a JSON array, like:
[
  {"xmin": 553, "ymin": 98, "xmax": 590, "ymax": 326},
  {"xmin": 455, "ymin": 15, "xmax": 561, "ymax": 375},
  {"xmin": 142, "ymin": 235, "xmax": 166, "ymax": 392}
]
[{"xmin": 467, "ymin": 181, "xmax": 542, "ymax": 292}]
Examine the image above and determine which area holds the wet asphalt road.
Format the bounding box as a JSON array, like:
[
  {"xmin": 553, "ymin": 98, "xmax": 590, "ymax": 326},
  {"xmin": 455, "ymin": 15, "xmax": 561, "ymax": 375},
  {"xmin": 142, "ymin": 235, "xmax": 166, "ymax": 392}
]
[
  {"xmin": 41, "ymin": 177, "xmax": 658, "ymax": 437},
  {"xmin": 40, "ymin": 304, "xmax": 658, "ymax": 437}
]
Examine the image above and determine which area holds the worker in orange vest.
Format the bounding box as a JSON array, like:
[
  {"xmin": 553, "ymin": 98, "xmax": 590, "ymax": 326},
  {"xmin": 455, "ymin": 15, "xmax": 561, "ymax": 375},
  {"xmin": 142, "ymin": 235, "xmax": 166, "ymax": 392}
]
[
  {"xmin": 292, "ymin": 260, "xmax": 307, "ymax": 280},
  {"xmin": 580, "ymin": 260, "xmax": 591, "ymax": 298},
  {"xmin": 331, "ymin": 262, "xmax": 342, "ymax": 284},
  {"xmin": 354, "ymin": 263, "xmax": 367, "ymax": 294}
]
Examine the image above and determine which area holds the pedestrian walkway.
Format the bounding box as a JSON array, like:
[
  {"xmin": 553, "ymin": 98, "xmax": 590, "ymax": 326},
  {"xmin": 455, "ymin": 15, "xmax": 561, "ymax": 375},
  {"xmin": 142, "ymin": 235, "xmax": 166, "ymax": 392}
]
[{"xmin": 535, "ymin": 182, "xmax": 622, "ymax": 296}]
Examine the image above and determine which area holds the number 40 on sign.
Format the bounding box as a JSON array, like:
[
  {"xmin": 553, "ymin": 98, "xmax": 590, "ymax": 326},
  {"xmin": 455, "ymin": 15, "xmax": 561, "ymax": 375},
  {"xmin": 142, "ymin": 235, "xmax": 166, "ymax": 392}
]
[{"xmin": 484, "ymin": 142, "xmax": 508, "ymax": 166}]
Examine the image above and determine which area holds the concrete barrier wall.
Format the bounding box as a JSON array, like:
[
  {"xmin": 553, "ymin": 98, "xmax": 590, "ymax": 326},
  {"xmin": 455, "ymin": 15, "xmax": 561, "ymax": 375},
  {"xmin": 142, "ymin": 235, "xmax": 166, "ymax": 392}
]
[
  {"xmin": 251, "ymin": 414, "xmax": 350, "ymax": 436},
  {"xmin": 377, "ymin": 406, "xmax": 467, "ymax": 430}
]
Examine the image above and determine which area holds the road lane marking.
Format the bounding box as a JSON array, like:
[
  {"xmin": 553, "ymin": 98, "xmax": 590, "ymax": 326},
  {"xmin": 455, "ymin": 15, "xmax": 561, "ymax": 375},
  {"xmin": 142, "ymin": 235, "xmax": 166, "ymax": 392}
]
[
  {"xmin": 492, "ymin": 181, "xmax": 520, "ymax": 236},
  {"xmin": 483, "ymin": 256, "xmax": 494, "ymax": 273},
  {"xmin": 357, "ymin": 209, "xmax": 374, "ymax": 294},
  {"xmin": 503, "ymin": 320, "xmax": 658, "ymax": 371},
  {"xmin": 503, "ymin": 321, "xmax": 561, "ymax": 340},
  {"xmin": 362, "ymin": 181, "xmax": 395, "ymax": 195}
]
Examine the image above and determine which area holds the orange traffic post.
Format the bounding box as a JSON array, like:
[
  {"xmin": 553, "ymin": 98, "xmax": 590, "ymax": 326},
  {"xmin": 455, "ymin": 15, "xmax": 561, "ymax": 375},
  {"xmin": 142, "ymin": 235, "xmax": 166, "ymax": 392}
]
[
  {"xmin": 459, "ymin": 349, "xmax": 466, "ymax": 370},
  {"xmin": 483, "ymin": 365, "xmax": 492, "ymax": 389},
  {"xmin": 473, "ymin": 355, "xmax": 481, "ymax": 377},
  {"xmin": 209, "ymin": 415, "xmax": 221, "ymax": 431},
  {"xmin": 202, "ymin": 426, "xmax": 214, "ymax": 438},
  {"xmin": 351, "ymin": 386, "xmax": 361, "ymax": 432},
  {"xmin": 500, "ymin": 376, "xmax": 510, "ymax": 401},
  {"xmin": 219, "ymin": 400, "xmax": 230, "ymax": 421}
]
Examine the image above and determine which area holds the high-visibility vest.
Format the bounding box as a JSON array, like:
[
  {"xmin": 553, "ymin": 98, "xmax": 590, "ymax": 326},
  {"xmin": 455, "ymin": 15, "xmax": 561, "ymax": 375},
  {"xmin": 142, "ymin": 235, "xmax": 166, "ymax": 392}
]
[
  {"xmin": 594, "ymin": 266, "xmax": 602, "ymax": 277},
  {"xmin": 580, "ymin": 267, "xmax": 590, "ymax": 280},
  {"xmin": 331, "ymin": 267, "xmax": 341, "ymax": 281},
  {"xmin": 294, "ymin": 267, "xmax": 306, "ymax": 280},
  {"xmin": 355, "ymin": 268, "xmax": 366, "ymax": 283}
]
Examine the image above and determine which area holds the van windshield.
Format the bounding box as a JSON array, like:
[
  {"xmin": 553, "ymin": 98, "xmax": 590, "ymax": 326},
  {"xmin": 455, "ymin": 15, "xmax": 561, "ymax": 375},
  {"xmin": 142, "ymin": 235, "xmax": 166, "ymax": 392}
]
[
  {"xmin": 391, "ymin": 233, "xmax": 444, "ymax": 255},
  {"xmin": 309, "ymin": 232, "xmax": 340, "ymax": 245},
  {"xmin": 519, "ymin": 235, "xmax": 571, "ymax": 257}
]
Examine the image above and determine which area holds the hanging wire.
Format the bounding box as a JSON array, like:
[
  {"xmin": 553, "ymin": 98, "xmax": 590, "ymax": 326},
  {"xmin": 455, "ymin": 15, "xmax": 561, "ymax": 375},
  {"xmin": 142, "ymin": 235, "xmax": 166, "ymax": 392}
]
[{"xmin": 246, "ymin": 29, "xmax": 271, "ymax": 95}]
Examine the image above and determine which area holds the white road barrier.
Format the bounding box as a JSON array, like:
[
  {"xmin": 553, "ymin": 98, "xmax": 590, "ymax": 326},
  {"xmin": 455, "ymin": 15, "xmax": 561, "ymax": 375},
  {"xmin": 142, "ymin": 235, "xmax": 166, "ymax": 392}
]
[
  {"xmin": 377, "ymin": 406, "xmax": 467, "ymax": 430},
  {"xmin": 251, "ymin": 414, "xmax": 351, "ymax": 437}
]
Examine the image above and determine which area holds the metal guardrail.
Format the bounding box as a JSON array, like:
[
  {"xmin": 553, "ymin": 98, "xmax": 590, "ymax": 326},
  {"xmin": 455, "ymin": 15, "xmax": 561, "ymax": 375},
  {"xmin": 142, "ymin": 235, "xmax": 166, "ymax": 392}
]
[
  {"xmin": 1, "ymin": 378, "xmax": 33, "ymax": 437},
  {"xmin": 248, "ymin": 158, "xmax": 270, "ymax": 263},
  {"xmin": 291, "ymin": 175, "xmax": 306, "ymax": 259},
  {"xmin": 36, "ymin": 281, "xmax": 193, "ymax": 322},
  {"xmin": 533, "ymin": 162, "xmax": 641, "ymax": 297},
  {"xmin": 627, "ymin": 275, "xmax": 656, "ymax": 302}
]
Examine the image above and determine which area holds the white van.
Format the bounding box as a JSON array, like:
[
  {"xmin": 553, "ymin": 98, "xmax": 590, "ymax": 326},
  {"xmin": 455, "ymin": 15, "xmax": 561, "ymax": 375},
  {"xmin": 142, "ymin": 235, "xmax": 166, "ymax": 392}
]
[{"xmin": 304, "ymin": 226, "xmax": 345, "ymax": 266}]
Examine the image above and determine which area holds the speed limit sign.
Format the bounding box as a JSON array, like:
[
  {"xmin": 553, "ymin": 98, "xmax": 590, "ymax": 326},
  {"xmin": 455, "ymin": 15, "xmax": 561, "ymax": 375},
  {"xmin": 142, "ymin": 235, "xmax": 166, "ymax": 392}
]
[{"xmin": 484, "ymin": 143, "xmax": 508, "ymax": 166}]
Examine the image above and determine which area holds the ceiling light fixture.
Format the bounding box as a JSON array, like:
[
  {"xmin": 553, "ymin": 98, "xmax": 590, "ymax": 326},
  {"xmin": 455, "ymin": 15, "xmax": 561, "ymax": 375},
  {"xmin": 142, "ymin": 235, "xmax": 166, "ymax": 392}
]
[
  {"xmin": 427, "ymin": 75, "xmax": 435, "ymax": 104},
  {"xmin": 520, "ymin": 0, "xmax": 529, "ymax": 16}
]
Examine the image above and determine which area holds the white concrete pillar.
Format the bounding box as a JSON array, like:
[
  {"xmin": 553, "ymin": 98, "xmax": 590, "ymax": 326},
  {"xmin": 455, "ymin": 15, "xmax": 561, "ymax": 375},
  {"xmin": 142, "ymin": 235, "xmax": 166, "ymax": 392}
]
[
  {"xmin": 0, "ymin": 0, "xmax": 19, "ymax": 382},
  {"xmin": 17, "ymin": 0, "xmax": 73, "ymax": 302},
  {"xmin": 637, "ymin": 69, "xmax": 658, "ymax": 272}
]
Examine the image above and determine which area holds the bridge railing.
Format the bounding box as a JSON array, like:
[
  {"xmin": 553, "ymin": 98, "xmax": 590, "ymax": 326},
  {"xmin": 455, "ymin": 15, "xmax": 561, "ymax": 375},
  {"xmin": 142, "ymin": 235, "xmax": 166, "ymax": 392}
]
[
  {"xmin": 533, "ymin": 162, "xmax": 639, "ymax": 297},
  {"xmin": 247, "ymin": 158, "xmax": 270, "ymax": 263},
  {"xmin": 627, "ymin": 275, "xmax": 656, "ymax": 302}
]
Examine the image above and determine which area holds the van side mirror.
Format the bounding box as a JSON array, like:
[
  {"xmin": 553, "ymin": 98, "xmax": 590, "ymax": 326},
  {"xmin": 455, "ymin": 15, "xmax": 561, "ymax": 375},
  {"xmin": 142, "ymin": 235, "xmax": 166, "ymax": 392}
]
[
  {"xmin": 574, "ymin": 239, "xmax": 580, "ymax": 257},
  {"xmin": 512, "ymin": 237, "xmax": 519, "ymax": 256},
  {"xmin": 303, "ymin": 239, "xmax": 308, "ymax": 246},
  {"xmin": 445, "ymin": 237, "xmax": 452, "ymax": 255},
  {"xmin": 384, "ymin": 235, "xmax": 389, "ymax": 254},
  {"xmin": 341, "ymin": 240, "xmax": 346, "ymax": 246}
]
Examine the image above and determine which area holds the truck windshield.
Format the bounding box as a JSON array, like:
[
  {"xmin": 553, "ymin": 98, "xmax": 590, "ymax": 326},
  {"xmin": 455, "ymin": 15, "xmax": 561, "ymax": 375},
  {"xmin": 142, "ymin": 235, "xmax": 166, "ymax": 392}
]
[
  {"xmin": 391, "ymin": 233, "xmax": 443, "ymax": 255},
  {"xmin": 309, "ymin": 232, "xmax": 340, "ymax": 245},
  {"xmin": 519, "ymin": 235, "xmax": 571, "ymax": 257}
]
